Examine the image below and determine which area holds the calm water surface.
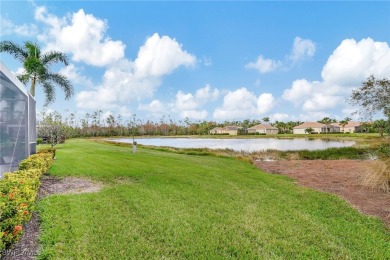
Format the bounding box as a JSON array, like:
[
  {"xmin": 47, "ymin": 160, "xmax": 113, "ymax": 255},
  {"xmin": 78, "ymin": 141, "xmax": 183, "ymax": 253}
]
[{"xmin": 111, "ymin": 138, "xmax": 355, "ymax": 152}]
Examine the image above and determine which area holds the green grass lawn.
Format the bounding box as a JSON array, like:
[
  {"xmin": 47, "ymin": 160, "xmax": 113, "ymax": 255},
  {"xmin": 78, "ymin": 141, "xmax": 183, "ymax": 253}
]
[{"xmin": 37, "ymin": 139, "xmax": 389, "ymax": 259}]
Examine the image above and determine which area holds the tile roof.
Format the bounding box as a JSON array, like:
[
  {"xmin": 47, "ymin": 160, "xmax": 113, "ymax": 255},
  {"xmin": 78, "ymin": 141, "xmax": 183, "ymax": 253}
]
[
  {"xmin": 223, "ymin": 126, "xmax": 240, "ymax": 130},
  {"xmin": 248, "ymin": 124, "xmax": 278, "ymax": 130},
  {"xmin": 331, "ymin": 121, "xmax": 361, "ymax": 128},
  {"xmin": 293, "ymin": 122, "xmax": 326, "ymax": 129}
]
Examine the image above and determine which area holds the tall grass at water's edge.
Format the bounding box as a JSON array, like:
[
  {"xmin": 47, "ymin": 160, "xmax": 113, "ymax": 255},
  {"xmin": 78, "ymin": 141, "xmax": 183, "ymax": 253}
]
[
  {"xmin": 362, "ymin": 142, "xmax": 390, "ymax": 192},
  {"xmin": 362, "ymin": 159, "xmax": 390, "ymax": 193}
]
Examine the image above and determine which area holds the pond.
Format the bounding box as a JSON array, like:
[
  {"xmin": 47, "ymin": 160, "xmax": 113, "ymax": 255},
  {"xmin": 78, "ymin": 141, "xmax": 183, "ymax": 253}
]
[{"xmin": 111, "ymin": 138, "xmax": 356, "ymax": 152}]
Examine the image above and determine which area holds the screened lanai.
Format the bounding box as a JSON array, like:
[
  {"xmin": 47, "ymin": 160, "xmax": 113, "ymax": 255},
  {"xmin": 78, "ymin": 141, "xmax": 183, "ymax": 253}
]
[{"xmin": 0, "ymin": 62, "xmax": 36, "ymax": 178}]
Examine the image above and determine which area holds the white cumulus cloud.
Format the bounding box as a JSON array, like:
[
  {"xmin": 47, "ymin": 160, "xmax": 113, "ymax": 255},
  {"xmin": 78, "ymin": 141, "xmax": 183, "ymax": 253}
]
[
  {"xmin": 270, "ymin": 113, "xmax": 289, "ymax": 122},
  {"xmin": 282, "ymin": 37, "xmax": 390, "ymax": 115},
  {"xmin": 302, "ymin": 93, "xmax": 343, "ymax": 111},
  {"xmin": 58, "ymin": 64, "xmax": 94, "ymax": 88},
  {"xmin": 195, "ymin": 84, "xmax": 219, "ymax": 101},
  {"xmin": 289, "ymin": 37, "xmax": 316, "ymax": 63},
  {"xmin": 213, "ymin": 87, "xmax": 275, "ymax": 120},
  {"xmin": 246, "ymin": 36, "xmax": 316, "ymax": 74},
  {"xmin": 138, "ymin": 100, "xmax": 166, "ymax": 117},
  {"xmin": 180, "ymin": 110, "xmax": 208, "ymax": 120},
  {"xmin": 175, "ymin": 91, "xmax": 199, "ymax": 111},
  {"xmin": 134, "ymin": 33, "xmax": 196, "ymax": 77},
  {"xmin": 282, "ymin": 79, "xmax": 313, "ymax": 105},
  {"xmin": 35, "ymin": 7, "xmax": 125, "ymax": 67},
  {"xmin": 172, "ymin": 84, "xmax": 219, "ymax": 120},
  {"xmin": 245, "ymin": 55, "xmax": 281, "ymax": 74},
  {"xmin": 0, "ymin": 17, "xmax": 38, "ymax": 37},
  {"xmin": 257, "ymin": 93, "xmax": 275, "ymax": 114},
  {"xmin": 74, "ymin": 33, "xmax": 197, "ymax": 109},
  {"xmin": 138, "ymin": 100, "xmax": 165, "ymax": 113},
  {"xmin": 322, "ymin": 38, "xmax": 390, "ymax": 86},
  {"xmin": 298, "ymin": 111, "xmax": 331, "ymax": 122}
]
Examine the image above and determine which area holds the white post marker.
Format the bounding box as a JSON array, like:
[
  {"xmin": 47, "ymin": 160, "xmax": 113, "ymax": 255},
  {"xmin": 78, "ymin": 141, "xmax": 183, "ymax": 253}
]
[{"xmin": 132, "ymin": 141, "xmax": 137, "ymax": 153}]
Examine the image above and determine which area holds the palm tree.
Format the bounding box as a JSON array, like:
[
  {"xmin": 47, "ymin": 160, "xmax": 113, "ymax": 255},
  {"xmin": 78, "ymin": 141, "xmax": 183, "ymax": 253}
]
[
  {"xmin": 305, "ymin": 127, "xmax": 314, "ymax": 134},
  {"xmin": 0, "ymin": 40, "xmax": 73, "ymax": 105},
  {"xmin": 275, "ymin": 121, "xmax": 287, "ymax": 134},
  {"xmin": 373, "ymin": 119, "xmax": 387, "ymax": 137},
  {"xmin": 318, "ymin": 117, "xmax": 334, "ymax": 134},
  {"xmin": 339, "ymin": 117, "xmax": 351, "ymax": 133},
  {"xmin": 262, "ymin": 117, "xmax": 270, "ymax": 124}
]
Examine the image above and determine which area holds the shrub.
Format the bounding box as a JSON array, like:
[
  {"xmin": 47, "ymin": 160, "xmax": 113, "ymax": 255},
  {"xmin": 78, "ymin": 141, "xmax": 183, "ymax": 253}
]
[
  {"xmin": 378, "ymin": 143, "xmax": 390, "ymax": 158},
  {"xmin": 38, "ymin": 147, "xmax": 56, "ymax": 159},
  {"xmin": 0, "ymin": 150, "xmax": 54, "ymax": 253},
  {"xmin": 19, "ymin": 153, "xmax": 53, "ymax": 173},
  {"xmin": 297, "ymin": 147, "xmax": 370, "ymax": 160},
  {"xmin": 36, "ymin": 138, "xmax": 43, "ymax": 145}
]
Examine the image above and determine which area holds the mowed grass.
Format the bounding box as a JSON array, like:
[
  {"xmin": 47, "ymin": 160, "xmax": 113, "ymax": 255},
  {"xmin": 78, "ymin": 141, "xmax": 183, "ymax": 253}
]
[{"xmin": 38, "ymin": 139, "xmax": 389, "ymax": 259}]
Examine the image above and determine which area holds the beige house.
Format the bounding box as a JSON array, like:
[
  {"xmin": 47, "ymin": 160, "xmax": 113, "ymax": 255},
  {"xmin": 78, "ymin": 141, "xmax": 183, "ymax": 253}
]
[
  {"xmin": 209, "ymin": 126, "xmax": 240, "ymax": 135},
  {"xmin": 331, "ymin": 121, "xmax": 361, "ymax": 133},
  {"xmin": 247, "ymin": 124, "xmax": 278, "ymax": 135},
  {"xmin": 209, "ymin": 127, "xmax": 223, "ymax": 134},
  {"xmin": 222, "ymin": 126, "xmax": 240, "ymax": 135},
  {"xmin": 293, "ymin": 122, "xmax": 340, "ymax": 134},
  {"xmin": 210, "ymin": 126, "xmax": 242, "ymax": 135}
]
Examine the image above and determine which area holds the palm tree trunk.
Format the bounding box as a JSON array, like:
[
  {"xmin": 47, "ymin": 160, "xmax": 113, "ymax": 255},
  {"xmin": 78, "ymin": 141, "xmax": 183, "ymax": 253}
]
[{"xmin": 30, "ymin": 75, "xmax": 36, "ymax": 97}]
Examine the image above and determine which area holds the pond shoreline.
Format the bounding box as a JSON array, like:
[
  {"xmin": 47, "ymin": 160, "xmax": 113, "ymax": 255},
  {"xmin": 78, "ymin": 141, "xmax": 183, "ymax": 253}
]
[{"xmin": 109, "ymin": 137, "xmax": 356, "ymax": 152}]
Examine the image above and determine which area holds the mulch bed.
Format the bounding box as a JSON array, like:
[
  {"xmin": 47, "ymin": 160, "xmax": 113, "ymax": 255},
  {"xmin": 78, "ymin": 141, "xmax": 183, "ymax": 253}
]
[{"xmin": 254, "ymin": 159, "xmax": 390, "ymax": 229}]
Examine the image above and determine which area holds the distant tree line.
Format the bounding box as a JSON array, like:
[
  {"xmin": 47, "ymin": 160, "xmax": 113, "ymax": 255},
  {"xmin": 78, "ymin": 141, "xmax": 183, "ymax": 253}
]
[{"xmin": 37, "ymin": 111, "xmax": 389, "ymax": 146}]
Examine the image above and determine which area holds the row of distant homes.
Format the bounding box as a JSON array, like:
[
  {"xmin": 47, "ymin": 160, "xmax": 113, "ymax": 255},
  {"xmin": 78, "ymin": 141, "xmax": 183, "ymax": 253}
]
[{"xmin": 209, "ymin": 121, "xmax": 363, "ymax": 135}]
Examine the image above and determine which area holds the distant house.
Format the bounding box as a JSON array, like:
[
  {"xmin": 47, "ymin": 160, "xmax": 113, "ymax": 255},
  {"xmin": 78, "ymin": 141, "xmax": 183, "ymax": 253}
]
[
  {"xmin": 331, "ymin": 121, "xmax": 361, "ymax": 133},
  {"xmin": 293, "ymin": 122, "xmax": 340, "ymax": 134},
  {"xmin": 222, "ymin": 126, "xmax": 240, "ymax": 135},
  {"xmin": 209, "ymin": 126, "xmax": 240, "ymax": 135},
  {"xmin": 247, "ymin": 124, "xmax": 278, "ymax": 135},
  {"xmin": 209, "ymin": 127, "xmax": 223, "ymax": 135}
]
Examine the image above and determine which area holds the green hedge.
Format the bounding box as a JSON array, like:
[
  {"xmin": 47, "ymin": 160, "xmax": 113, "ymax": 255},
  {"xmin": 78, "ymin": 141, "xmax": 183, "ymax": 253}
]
[
  {"xmin": 0, "ymin": 151, "xmax": 54, "ymax": 252},
  {"xmin": 37, "ymin": 138, "xmax": 43, "ymax": 145}
]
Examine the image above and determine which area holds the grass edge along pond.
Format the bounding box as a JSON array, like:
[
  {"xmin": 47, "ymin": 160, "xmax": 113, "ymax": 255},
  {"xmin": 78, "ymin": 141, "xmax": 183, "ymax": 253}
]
[{"xmin": 37, "ymin": 139, "xmax": 389, "ymax": 259}]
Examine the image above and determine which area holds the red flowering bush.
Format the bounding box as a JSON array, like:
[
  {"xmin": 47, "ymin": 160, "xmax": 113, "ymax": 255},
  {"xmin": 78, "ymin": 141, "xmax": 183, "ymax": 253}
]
[{"xmin": 0, "ymin": 150, "xmax": 54, "ymax": 253}]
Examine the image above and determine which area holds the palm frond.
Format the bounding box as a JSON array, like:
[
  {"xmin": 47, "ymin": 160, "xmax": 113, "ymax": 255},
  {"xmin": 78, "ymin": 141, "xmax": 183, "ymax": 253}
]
[
  {"xmin": 0, "ymin": 41, "xmax": 28, "ymax": 62},
  {"xmin": 24, "ymin": 41, "xmax": 41, "ymax": 58},
  {"xmin": 41, "ymin": 51, "xmax": 69, "ymax": 66},
  {"xmin": 42, "ymin": 81, "xmax": 55, "ymax": 106},
  {"xmin": 17, "ymin": 73, "xmax": 30, "ymax": 84},
  {"xmin": 2, "ymin": 40, "xmax": 74, "ymax": 102},
  {"xmin": 46, "ymin": 73, "xmax": 74, "ymax": 100}
]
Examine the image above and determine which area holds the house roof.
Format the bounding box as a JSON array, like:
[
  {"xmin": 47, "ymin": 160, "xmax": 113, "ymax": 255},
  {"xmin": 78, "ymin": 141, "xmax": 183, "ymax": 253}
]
[
  {"xmin": 331, "ymin": 121, "xmax": 361, "ymax": 128},
  {"xmin": 293, "ymin": 122, "xmax": 325, "ymax": 129},
  {"xmin": 223, "ymin": 126, "xmax": 240, "ymax": 131},
  {"xmin": 210, "ymin": 126, "xmax": 242, "ymax": 131},
  {"xmin": 248, "ymin": 124, "xmax": 278, "ymax": 130}
]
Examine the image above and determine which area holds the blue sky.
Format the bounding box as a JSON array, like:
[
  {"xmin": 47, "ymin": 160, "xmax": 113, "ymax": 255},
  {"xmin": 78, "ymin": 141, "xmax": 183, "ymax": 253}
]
[{"xmin": 1, "ymin": 1, "xmax": 389, "ymax": 123}]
